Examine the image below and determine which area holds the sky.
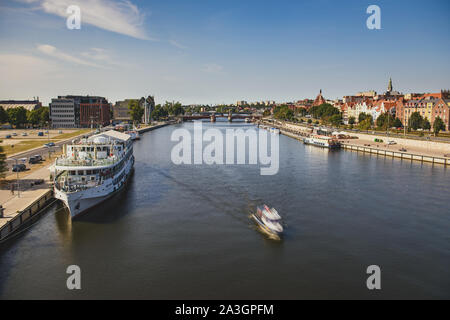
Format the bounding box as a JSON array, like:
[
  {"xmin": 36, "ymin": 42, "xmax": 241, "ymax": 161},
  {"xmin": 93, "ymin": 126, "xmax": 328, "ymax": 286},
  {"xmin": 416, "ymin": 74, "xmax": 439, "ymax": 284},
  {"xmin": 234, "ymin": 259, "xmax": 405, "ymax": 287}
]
[{"xmin": 0, "ymin": 0, "xmax": 449, "ymax": 106}]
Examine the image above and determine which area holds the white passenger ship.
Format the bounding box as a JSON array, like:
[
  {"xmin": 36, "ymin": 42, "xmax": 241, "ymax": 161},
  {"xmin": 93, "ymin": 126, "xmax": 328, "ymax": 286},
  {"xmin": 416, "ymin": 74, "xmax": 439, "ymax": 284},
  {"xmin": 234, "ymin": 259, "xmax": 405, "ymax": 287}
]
[
  {"xmin": 303, "ymin": 135, "xmax": 341, "ymax": 149},
  {"xmin": 53, "ymin": 130, "xmax": 135, "ymax": 218}
]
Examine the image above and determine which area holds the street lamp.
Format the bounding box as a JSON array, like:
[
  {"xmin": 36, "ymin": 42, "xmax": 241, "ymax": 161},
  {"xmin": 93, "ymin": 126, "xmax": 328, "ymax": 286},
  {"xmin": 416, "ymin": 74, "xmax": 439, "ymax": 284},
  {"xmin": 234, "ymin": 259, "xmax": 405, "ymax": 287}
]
[{"xmin": 11, "ymin": 157, "xmax": 26, "ymax": 198}]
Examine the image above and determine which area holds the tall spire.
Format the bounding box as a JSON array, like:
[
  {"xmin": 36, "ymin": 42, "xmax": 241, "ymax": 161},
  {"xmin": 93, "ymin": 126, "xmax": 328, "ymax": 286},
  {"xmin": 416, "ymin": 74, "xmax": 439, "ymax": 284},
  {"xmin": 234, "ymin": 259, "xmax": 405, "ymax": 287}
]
[{"xmin": 388, "ymin": 78, "xmax": 393, "ymax": 92}]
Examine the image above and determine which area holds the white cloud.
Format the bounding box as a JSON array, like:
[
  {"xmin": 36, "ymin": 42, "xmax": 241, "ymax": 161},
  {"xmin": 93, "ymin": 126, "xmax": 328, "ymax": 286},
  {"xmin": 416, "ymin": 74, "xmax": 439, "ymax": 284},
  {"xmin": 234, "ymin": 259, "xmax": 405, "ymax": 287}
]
[
  {"xmin": 202, "ymin": 63, "xmax": 224, "ymax": 73},
  {"xmin": 18, "ymin": 0, "xmax": 150, "ymax": 40},
  {"xmin": 169, "ymin": 40, "xmax": 187, "ymax": 49},
  {"xmin": 37, "ymin": 44, "xmax": 104, "ymax": 67}
]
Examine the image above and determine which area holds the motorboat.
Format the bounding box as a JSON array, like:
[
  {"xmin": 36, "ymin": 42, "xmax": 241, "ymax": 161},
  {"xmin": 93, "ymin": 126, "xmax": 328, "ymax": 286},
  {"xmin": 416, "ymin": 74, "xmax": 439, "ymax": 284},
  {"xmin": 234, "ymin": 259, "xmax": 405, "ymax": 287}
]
[{"xmin": 252, "ymin": 204, "xmax": 283, "ymax": 237}]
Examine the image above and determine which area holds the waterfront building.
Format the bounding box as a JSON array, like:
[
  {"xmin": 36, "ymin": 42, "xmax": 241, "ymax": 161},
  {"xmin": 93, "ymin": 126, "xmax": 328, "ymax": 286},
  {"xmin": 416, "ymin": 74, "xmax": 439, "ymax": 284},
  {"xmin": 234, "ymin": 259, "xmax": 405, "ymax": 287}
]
[
  {"xmin": 50, "ymin": 97, "xmax": 80, "ymax": 128},
  {"xmin": 50, "ymin": 95, "xmax": 111, "ymax": 128},
  {"xmin": 0, "ymin": 98, "xmax": 42, "ymax": 111},
  {"xmin": 357, "ymin": 90, "xmax": 377, "ymax": 97},
  {"xmin": 401, "ymin": 97, "xmax": 439, "ymax": 126},
  {"xmin": 113, "ymin": 100, "xmax": 133, "ymax": 123},
  {"xmin": 236, "ymin": 100, "xmax": 248, "ymax": 107},
  {"xmin": 431, "ymin": 98, "xmax": 450, "ymax": 130},
  {"xmin": 372, "ymin": 100, "xmax": 396, "ymax": 121}
]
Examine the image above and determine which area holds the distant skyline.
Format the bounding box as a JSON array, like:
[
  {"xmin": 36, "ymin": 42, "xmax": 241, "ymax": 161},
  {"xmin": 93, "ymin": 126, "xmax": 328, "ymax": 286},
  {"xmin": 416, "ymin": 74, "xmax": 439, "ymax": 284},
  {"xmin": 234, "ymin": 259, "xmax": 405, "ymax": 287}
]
[{"xmin": 0, "ymin": 0, "xmax": 449, "ymax": 105}]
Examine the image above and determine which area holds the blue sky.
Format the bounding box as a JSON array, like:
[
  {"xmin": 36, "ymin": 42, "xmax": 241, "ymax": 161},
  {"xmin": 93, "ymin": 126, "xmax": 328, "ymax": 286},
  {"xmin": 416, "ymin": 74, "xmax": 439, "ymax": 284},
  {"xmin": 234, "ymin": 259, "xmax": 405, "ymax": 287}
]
[{"xmin": 0, "ymin": 0, "xmax": 449, "ymax": 105}]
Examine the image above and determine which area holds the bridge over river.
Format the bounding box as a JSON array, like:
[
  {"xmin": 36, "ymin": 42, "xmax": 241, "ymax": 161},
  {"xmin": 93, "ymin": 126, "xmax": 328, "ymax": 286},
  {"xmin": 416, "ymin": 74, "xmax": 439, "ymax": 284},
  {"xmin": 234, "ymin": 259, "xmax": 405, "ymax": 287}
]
[{"xmin": 181, "ymin": 112, "xmax": 262, "ymax": 122}]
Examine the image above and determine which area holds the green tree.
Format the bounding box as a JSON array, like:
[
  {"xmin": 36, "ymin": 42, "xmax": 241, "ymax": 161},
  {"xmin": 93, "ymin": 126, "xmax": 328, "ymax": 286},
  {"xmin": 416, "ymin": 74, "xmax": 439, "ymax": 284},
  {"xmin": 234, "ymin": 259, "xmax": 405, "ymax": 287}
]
[
  {"xmin": 359, "ymin": 117, "xmax": 372, "ymax": 130},
  {"xmin": 393, "ymin": 118, "xmax": 402, "ymax": 128},
  {"xmin": 273, "ymin": 105, "xmax": 294, "ymax": 121},
  {"xmin": 348, "ymin": 116, "xmax": 355, "ymax": 125},
  {"xmin": 376, "ymin": 112, "xmax": 395, "ymax": 130},
  {"xmin": 27, "ymin": 109, "xmax": 41, "ymax": 126},
  {"xmin": 166, "ymin": 101, "xmax": 184, "ymax": 116},
  {"xmin": 408, "ymin": 112, "xmax": 423, "ymax": 130},
  {"xmin": 0, "ymin": 143, "xmax": 7, "ymax": 179},
  {"xmin": 433, "ymin": 116, "xmax": 445, "ymax": 136},
  {"xmin": 422, "ymin": 119, "xmax": 431, "ymax": 131},
  {"xmin": 152, "ymin": 104, "xmax": 168, "ymax": 120},
  {"xmin": 128, "ymin": 99, "xmax": 144, "ymax": 124},
  {"xmin": 307, "ymin": 119, "xmax": 312, "ymax": 124},
  {"xmin": 0, "ymin": 106, "xmax": 8, "ymax": 124},
  {"xmin": 7, "ymin": 107, "xmax": 27, "ymax": 128},
  {"xmin": 359, "ymin": 112, "xmax": 369, "ymax": 123},
  {"xmin": 309, "ymin": 103, "xmax": 339, "ymax": 119},
  {"xmin": 39, "ymin": 107, "xmax": 49, "ymax": 127},
  {"xmin": 329, "ymin": 114, "xmax": 342, "ymax": 127}
]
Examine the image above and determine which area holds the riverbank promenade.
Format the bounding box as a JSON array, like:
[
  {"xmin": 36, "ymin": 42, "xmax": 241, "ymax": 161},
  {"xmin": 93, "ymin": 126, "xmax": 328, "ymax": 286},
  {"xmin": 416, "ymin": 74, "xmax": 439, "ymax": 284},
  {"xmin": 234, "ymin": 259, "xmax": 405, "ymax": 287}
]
[{"xmin": 0, "ymin": 164, "xmax": 53, "ymax": 239}]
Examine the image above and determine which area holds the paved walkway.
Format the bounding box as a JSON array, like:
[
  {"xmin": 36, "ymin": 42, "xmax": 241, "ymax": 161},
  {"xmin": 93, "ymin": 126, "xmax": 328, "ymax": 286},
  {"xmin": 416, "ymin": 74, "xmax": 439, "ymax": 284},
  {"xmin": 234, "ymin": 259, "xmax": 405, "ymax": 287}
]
[
  {"xmin": 344, "ymin": 136, "xmax": 450, "ymax": 158},
  {"xmin": 0, "ymin": 164, "xmax": 52, "ymax": 229}
]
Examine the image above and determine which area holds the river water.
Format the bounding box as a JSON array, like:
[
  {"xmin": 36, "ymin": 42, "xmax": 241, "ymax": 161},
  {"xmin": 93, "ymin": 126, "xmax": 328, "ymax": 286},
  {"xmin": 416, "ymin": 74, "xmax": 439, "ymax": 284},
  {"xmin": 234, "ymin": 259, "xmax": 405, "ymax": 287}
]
[{"xmin": 0, "ymin": 121, "xmax": 449, "ymax": 299}]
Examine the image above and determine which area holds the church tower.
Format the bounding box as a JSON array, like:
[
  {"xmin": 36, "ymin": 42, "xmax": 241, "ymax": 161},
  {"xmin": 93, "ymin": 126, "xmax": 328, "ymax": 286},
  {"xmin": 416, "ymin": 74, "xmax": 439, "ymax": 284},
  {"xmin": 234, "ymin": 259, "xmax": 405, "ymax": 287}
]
[{"xmin": 387, "ymin": 78, "xmax": 393, "ymax": 93}]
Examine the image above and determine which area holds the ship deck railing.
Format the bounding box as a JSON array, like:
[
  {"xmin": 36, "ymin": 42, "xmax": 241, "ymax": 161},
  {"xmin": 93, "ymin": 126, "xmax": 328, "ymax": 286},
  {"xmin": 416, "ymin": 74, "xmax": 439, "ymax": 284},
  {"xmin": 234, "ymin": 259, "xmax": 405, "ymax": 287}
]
[{"xmin": 55, "ymin": 157, "xmax": 119, "ymax": 167}]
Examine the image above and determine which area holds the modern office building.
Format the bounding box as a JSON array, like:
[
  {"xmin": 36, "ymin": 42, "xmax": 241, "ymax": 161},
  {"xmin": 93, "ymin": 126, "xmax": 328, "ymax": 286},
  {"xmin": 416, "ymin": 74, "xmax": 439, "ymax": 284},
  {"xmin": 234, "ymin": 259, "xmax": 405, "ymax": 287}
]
[
  {"xmin": 50, "ymin": 95, "xmax": 111, "ymax": 128},
  {"xmin": 50, "ymin": 97, "xmax": 80, "ymax": 128}
]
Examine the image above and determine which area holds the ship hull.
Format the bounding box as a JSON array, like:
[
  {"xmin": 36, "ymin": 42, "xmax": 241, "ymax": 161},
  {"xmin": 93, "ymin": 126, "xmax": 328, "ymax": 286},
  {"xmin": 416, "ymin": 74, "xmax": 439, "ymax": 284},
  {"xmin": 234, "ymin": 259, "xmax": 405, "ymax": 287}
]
[
  {"xmin": 55, "ymin": 157, "xmax": 134, "ymax": 219},
  {"xmin": 251, "ymin": 214, "xmax": 282, "ymax": 238},
  {"xmin": 303, "ymin": 138, "xmax": 340, "ymax": 149}
]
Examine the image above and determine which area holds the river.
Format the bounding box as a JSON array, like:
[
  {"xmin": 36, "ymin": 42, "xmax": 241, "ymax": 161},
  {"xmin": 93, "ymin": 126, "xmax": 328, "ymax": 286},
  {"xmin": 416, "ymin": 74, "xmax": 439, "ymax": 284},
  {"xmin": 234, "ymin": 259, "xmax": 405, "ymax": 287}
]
[{"xmin": 0, "ymin": 121, "xmax": 449, "ymax": 299}]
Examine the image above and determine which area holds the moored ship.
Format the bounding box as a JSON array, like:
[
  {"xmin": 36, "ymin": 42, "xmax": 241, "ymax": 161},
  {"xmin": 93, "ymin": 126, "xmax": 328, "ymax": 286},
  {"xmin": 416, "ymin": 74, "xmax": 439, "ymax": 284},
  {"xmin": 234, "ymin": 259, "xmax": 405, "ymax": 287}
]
[
  {"xmin": 303, "ymin": 135, "xmax": 340, "ymax": 149},
  {"xmin": 125, "ymin": 129, "xmax": 140, "ymax": 141},
  {"xmin": 53, "ymin": 130, "xmax": 135, "ymax": 218}
]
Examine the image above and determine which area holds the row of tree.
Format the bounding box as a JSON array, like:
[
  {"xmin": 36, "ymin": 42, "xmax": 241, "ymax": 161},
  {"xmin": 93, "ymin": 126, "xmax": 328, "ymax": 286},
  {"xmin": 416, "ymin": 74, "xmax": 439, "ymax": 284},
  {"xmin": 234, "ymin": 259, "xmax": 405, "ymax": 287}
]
[
  {"xmin": 128, "ymin": 100, "xmax": 185, "ymax": 122},
  {"xmin": 0, "ymin": 106, "xmax": 49, "ymax": 128},
  {"xmin": 408, "ymin": 111, "xmax": 445, "ymax": 135}
]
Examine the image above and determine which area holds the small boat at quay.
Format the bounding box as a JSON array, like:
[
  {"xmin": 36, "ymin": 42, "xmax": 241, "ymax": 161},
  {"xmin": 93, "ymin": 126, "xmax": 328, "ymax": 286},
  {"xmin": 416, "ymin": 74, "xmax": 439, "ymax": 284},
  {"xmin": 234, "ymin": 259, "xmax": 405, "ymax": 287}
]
[
  {"xmin": 252, "ymin": 205, "xmax": 283, "ymax": 238},
  {"xmin": 303, "ymin": 135, "xmax": 340, "ymax": 149},
  {"xmin": 125, "ymin": 130, "xmax": 140, "ymax": 141},
  {"xmin": 270, "ymin": 127, "xmax": 280, "ymax": 134}
]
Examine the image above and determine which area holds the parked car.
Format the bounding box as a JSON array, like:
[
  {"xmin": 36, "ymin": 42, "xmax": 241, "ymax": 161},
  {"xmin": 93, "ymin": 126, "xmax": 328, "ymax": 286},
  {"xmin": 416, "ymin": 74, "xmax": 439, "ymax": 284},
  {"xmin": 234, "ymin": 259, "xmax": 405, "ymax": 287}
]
[
  {"xmin": 22, "ymin": 132, "xmax": 28, "ymax": 136},
  {"xmin": 38, "ymin": 132, "xmax": 44, "ymax": 136},
  {"xmin": 12, "ymin": 132, "xmax": 17, "ymax": 136},
  {"xmin": 399, "ymin": 148, "xmax": 407, "ymax": 152},
  {"xmin": 387, "ymin": 140, "xmax": 397, "ymax": 145},
  {"xmin": 5, "ymin": 134, "xmax": 12, "ymax": 139},
  {"xmin": 29, "ymin": 156, "xmax": 39, "ymax": 164},
  {"xmin": 12, "ymin": 164, "xmax": 26, "ymax": 172},
  {"xmin": 34, "ymin": 155, "xmax": 43, "ymax": 161}
]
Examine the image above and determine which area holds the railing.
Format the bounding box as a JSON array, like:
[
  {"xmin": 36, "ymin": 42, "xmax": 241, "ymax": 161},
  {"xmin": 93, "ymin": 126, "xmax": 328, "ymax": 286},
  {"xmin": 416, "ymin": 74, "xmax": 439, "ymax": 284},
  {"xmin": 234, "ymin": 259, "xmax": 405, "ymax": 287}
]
[
  {"xmin": 341, "ymin": 143, "xmax": 449, "ymax": 165},
  {"xmin": 55, "ymin": 157, "xmax": 118, "ymax": 167}
]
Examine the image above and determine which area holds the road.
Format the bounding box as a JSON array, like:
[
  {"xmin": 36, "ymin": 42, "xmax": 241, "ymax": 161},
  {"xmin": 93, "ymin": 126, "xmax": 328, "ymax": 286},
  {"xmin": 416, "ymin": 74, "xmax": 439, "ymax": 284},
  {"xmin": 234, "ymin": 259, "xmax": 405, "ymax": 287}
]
[{"xmin": 5, "ymin": 131, "xmax": 95, "ymax": 172}]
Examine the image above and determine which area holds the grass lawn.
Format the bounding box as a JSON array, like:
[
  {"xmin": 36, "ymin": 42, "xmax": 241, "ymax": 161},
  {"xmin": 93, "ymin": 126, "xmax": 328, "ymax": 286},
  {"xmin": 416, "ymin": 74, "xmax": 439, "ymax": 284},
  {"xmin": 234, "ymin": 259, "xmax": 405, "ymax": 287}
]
[
  {"xmin": 53, "ymin": 129, "xmax": 92, "ymax": 140},
  {"xmin": 2, "ymin": 139, "xmax": 59, "ymax": 157}
]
